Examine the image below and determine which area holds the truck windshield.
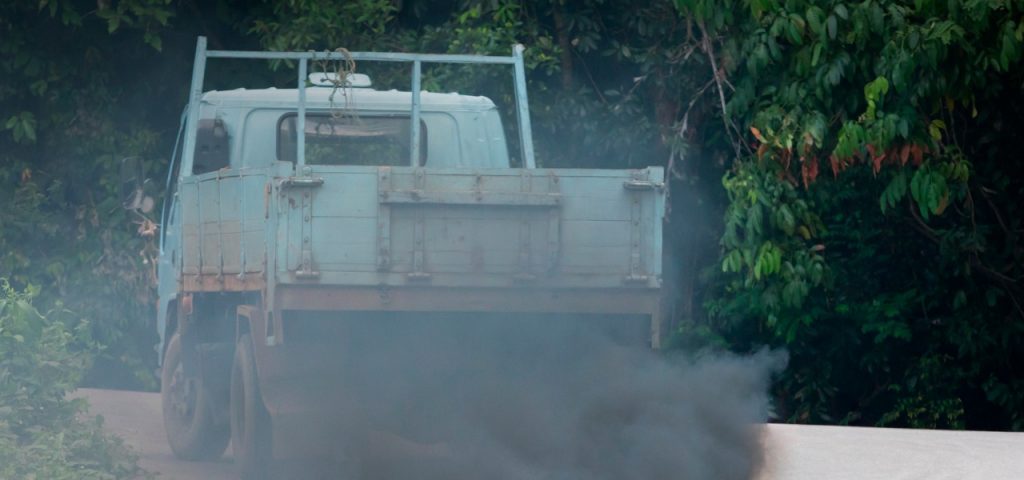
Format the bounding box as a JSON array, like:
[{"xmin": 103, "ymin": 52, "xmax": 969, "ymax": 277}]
[{"xmin": 278, "ymin": 114, "xmax": 426, "ymax": 166}]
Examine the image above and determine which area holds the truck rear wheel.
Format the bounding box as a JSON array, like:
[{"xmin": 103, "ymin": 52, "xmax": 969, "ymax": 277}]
[
  {"xmin": 161, "ymin": 333, "xmax": 230, "ymax": 460},
  {"xmin": 231, "ymin": 333, "xmax": 273, "ymax": 479}
]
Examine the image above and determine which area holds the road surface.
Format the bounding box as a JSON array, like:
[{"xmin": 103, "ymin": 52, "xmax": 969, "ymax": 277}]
[
  {"xmin": 79, "ymin": 388, "xmax": 236, "ymax": 480},
  {"xmin": 79, "ymin": 388, "xmax": 1024, "ymax": 479}
]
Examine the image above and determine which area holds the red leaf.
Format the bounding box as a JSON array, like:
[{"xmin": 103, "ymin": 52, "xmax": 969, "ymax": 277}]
[
  {"xmin": 802, "ymin": 156, "xmax": 819, "ymax": 188},
  {"xmin": 757, "ymin": 143, "xmax": 769, "ymax": 161},
  {"xmin": 910, "ymin": 144, "xmax": 923, "ymax": 166},
  {"xmin": 830, "ymin": 155, "xmax": 840, "ymax": 177},
  {"xmin": 900, "ymin": 144, "xmax": 910, "ymax": 166},
  {"xmin": 935, "ymin": 192, "xmax": 950, "ymax": 215},
  {"xmin": 872, "ymin": 152, "xmax": 886, "ymax": 174},
  {"xmin": 751, "ymin": 126, "xmax": 767, "ymax": 143}
]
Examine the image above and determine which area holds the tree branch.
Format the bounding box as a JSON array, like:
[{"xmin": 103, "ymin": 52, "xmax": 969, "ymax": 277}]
[{"xmin": 697, "ymin": 22, "xmax": 752, "ymax": 161}]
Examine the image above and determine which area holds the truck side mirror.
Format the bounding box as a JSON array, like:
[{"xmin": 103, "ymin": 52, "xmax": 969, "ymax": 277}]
[{"xmin": 120, "ymin": 156, "xmax": 154, "ymax": 213}]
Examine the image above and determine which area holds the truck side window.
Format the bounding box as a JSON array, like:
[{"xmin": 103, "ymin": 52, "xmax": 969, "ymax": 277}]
[
  {"xmin": 192, "ymin": 118, "xmax": 230, "ymax": 174},
  {"xmin": 277, "ymin": 114, "xmax": 427, "ymax": 166}
]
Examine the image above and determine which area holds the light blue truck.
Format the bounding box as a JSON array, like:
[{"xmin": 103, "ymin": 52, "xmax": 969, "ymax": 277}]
[{"xmin": 124, "ymin": 37, "xmax": 666, "ymax": 477}]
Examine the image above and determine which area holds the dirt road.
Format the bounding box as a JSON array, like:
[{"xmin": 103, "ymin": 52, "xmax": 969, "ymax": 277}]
[
  {"xmin": 78, "ymin": 388, "xmax": 236, "ymax": 480},
  {"xmin": 80, "ymin": 388, "xmax": 1024, "ymax": 480}
]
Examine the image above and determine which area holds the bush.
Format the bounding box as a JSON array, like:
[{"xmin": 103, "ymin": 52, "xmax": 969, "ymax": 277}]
[{"xmin": 0, "ymin": 280, "xmax": 144, "ymax": 479}]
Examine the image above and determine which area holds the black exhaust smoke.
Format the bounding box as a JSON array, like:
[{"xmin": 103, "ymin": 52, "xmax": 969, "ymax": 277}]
[{"xmin": 282, "ymin": 312, "xmax": 785, "ymax": 480}]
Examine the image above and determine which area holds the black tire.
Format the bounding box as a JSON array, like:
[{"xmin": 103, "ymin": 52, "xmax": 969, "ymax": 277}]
[
  {"xmin": 232, "ymin": 333, "xmax": 273, "ymax": 480},
  {"xmin": 161, "ymin": 333, "xmax": 230, "ymax": 461}
]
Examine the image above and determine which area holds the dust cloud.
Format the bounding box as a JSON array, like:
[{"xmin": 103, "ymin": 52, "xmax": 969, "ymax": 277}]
[{"xmin": 285, "ymin": 312, "xmax": 784, "ymax": 480}]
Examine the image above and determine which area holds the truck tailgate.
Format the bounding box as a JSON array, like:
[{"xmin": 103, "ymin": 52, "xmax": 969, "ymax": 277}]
[{"xmin": 276, "ymin": 166, "xmax": 664, "ymax": 290}]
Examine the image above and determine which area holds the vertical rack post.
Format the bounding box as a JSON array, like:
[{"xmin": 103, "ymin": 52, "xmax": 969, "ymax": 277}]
[
  {"xmin": 410, "ymin": 60, "xmax": 422, "ymax": 167},
  {"xmin": 182, "ymin": 36, "xmax": 208, "ymax": 174},
  {"xmin": 297, "ymin": 58, "xmax": 308, "ymax": 168},
  {"xmin": 512, "ymin": 44, "xmax": 536, "ymax": 169}
]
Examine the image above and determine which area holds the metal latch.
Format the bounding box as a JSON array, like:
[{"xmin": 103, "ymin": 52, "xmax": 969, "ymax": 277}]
[
  {"xmin": 280, "ymin": 176, "xmax": 324, "ymax": 189},
  {"xmin": 623, "ymin": 273, "xmax": 650, "ymax": 284},
  {"xmin": 623, "ymin": 179, "xmax": 664, "ymax": 191}
]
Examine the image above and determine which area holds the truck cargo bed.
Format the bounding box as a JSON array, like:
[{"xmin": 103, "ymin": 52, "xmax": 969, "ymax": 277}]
[{"xmin": 181, "ymin": 165, "xmax": 664, "ymax": 292}]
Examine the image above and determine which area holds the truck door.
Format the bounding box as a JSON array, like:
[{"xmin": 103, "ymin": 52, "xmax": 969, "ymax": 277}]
[{"xmin": 157, "ymin": 114, "xmax": 185, "ymax": 361}]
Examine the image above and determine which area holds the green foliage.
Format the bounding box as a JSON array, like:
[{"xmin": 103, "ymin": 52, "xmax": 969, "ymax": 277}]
[
  {"xmin": 680, "ymin": 0, "xmax": 1024, "ymax": 429},
  {"xmin": 0, "ymin": 281, "xmax": 144, "ymax": 478},
  {"xmin": 0, "ymin": 0, "xmax": 170, "ymax": 389},
  {"xmin": 250, "ymin": 0, "xmax": 398, "ymax": 52},
  {"xmin": 719, "ymin": 161, "xmax": 827, "ymax": 340}
]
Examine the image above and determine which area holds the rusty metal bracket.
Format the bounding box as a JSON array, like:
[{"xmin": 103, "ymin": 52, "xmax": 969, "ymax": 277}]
[
  {"xmin": 623, "ymin": 171, "xmax": 651, "ymax": 285},
  {"xmin": 407, "ymin": 168, "xmax": 431, "ymax": 281},
  {"xmin": 546, "ymin": 172, "xmax": 561, "ymax": 274},
  {"xmin": 377, "ymin": 168, "xmax": 393, "ymax": 271},
  {"xmin": 515, "ymin": 170, "xmax": 535, "ymax": 281},
  {"xmin": 290, "ymin": 168, "xmax": 320, "ymax": 280}
]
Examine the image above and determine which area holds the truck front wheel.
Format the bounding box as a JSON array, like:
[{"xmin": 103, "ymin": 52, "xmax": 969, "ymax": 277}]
[
  {"xmin": 161, "ymin": 333, "xmax": 230, "ymax": 460},
  {"xmin": 231, "ymin": 333, "xmax": 273, "ymax": 479}
]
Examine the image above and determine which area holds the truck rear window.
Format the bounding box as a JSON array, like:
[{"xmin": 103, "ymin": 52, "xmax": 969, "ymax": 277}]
[{"xmin": 277, "ymin": 114, "xmax": 426, "ymax": 166}]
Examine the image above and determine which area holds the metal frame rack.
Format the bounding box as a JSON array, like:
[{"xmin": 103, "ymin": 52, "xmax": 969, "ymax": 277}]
[{"xmin": 182, "ymin": 36, "xmax": 537, "ymax": 171}]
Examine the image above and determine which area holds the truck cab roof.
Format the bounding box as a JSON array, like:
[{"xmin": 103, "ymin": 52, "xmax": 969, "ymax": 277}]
[
  {"xmin": 201, "ymin": 87, "xmax": 499, "ymax": 113},
  {"xmin": 193, "ymin": 86, "xmax": 510, "ymax": 170}
]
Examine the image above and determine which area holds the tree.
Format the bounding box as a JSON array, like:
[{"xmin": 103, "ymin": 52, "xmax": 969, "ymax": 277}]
[{"xmin": 675, "ymin": 0, "xmax": 1024, "ymax": 429}]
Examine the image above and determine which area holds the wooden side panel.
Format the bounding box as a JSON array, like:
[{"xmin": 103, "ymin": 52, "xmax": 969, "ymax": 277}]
[{"xmin": 181, "ymin": 168, "xmax": 270, "ymax": 287}]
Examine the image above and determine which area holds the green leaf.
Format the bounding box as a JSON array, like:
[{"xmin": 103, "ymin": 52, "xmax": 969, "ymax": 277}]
[
  {"xmin": 806, "ymin": 8, "xmax": 822, "ymax": 35},
  {"xmin": 834, "ymin": 4, "xmax": 849, "ymax": 20},
  {"xmin": 4, "ymin": 112, "xmax": 37, "ymax": 144},
  {"xmin": 953, "ymin": 291, "xmax": 967, "ymax": 309},
  {"xmin": 928, "ymin": 119, "xmax": 945, "ymax": 141},
  {"xmin": 778, "ymin": 204, "xmax": 796, "ymax": 234},
  {"xmin": 880, "ymin": 171, "xmax": 907, "ymax": 213},
  {"xmin": 811, "ymin": 42, "xmax": 823, "ymax": 66},
  {"xmin": 143, "ymin": 31, "xmax": 163, "ymax": 51}
]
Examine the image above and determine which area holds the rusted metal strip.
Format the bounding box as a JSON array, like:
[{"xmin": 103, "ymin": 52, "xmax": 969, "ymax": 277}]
[
  {"xmin": 546, "ymin": 172, "xmax": 561, "ymax": 273},
  {"xmin": 292, "ymin": 167, "xmax": 320, "ymax": 280},
  {"xmin": 183, "ymin": 273, "xmax": 265, "ymax": 292},
  {"xmin": 515, "ymin": 170, "xmax": 535, "ymax": 282},
  {"xmin": 377, "ymin": 168, "xmax": 392, "ymax": 271},
  {"xmin": 407, "ymin": 168, "xmax": 431, "ymax": 281},
  {"xmin": 624, "ymin": 171, "xmax": 649, "ymax": 284}
]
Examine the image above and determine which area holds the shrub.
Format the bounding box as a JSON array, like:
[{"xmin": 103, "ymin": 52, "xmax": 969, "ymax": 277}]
[{"xmin": 0, "ymin": 280, "xmax": 144, "ymax": 479}]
